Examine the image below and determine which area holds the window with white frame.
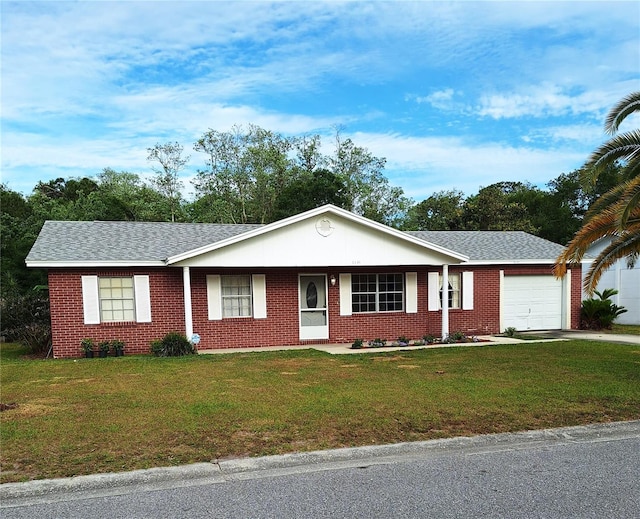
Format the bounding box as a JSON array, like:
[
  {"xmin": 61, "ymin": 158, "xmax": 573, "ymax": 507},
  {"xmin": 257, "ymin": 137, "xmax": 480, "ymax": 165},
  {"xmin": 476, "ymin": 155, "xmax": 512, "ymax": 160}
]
[
  {"xmin": 99, "ymin": 277, "xmax": 136, "ymax": 322},
  {"xmin": 352, "ymin": 273, "xmax": 404, "ymax": 313},
  {"xmin": 439, "ymin": 273, "xmax": 461, "ymax": 309},
  {"xmin": 221, "ymin": 275, "xmax": 252, "ymax": 317}
]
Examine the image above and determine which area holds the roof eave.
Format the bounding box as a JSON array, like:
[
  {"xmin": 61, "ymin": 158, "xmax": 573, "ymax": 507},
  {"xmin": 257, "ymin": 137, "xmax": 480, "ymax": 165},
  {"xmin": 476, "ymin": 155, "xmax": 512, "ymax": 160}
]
[
  {"xmin": 26, "ymin": 260, "xmax": 166, "ymax": 268},
  {"xmin": 460, "ymin": 259, "xmax": 564, "ymax": 266}
]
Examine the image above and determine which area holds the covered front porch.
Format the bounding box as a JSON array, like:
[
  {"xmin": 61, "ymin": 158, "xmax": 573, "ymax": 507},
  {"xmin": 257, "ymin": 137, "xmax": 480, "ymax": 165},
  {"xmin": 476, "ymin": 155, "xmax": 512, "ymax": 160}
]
[{"xmin": 169, "ymin": 206, "xmax": 469, "ymax": 349}]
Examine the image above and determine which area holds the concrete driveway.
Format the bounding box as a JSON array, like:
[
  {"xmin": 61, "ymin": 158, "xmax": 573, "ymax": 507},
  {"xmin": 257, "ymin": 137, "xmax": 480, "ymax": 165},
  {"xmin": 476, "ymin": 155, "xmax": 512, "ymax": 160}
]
[{"xmin": 519, "ymin": 329, "xmax": 640, "ymax": 345}]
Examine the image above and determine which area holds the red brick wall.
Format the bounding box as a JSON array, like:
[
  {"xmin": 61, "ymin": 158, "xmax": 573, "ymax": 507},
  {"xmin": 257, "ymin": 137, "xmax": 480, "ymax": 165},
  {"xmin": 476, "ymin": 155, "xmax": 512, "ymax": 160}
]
[
  {"xmin": 190, "ymin": 269, "xmax": 302, "ymax": 349},
  {"xmin": 47, "ymin": 263, "xmax": 580, "ymax": 358},
  {"xmin": 48, "ymin": 268, "xmax": 185, "ymax": 358},
  {"xmin": 570, "ymin": 264, "xmax": 582, "ymax": 329},
  {"xmin": 432, "ymin": 266, "xmax": 501, "ymax": 337}
]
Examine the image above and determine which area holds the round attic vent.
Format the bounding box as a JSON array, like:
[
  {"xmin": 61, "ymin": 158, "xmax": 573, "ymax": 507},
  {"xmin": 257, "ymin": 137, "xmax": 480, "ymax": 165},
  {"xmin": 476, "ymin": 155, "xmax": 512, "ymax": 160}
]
[{"xmin": 316, "ymin": 218, "xmax": 334, "ymax": 237}]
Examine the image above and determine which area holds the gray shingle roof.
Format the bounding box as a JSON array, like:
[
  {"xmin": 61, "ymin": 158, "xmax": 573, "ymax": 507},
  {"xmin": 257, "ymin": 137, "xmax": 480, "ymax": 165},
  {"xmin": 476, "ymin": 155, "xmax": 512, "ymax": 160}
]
[
  {"xmin": 406, "ymin": 230, "xmax": 565, "ymax": 262},
  {"xmin": 26, "ymin": 220, "xmax": 565, "ymax": 265},
  {"xmin": 26, "ymin": 221, "xmax": 263, "ymax": 263}
]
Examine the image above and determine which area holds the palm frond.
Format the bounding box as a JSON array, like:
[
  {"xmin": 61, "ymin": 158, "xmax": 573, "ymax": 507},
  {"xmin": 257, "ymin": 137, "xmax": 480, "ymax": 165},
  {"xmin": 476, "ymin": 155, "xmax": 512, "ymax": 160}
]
[
  {"xmin": 557, "ymin": 91, "xmax": 640, "ymax": 289},
  {"xmin": 605, "ymin": 91, "xmax": 640, "ymax": 135},
  {"xmin": 583, "ymin": 229, "xmax": 640, "ymax": 294},
  {"xmin": 581, "ymin": 130, "xmax": 640, "ymax": 186},
  {"xmin": 620, "ymin": 177, "xmax": 640, "ymax": 226},
  {"xmin": 582, "ymin": 182, "xmax": 626, "ymax": 220},
  {"xmin": 554, "ymin": 206, "xmax": 624, "ymax": 277}
]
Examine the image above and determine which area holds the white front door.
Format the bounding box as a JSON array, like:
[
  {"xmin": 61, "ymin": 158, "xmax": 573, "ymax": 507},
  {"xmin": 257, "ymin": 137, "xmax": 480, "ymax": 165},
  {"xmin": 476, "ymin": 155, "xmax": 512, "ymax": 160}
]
[{"xmin": 299, "ymin": 275, "xmax": 329, "ymax": 340}]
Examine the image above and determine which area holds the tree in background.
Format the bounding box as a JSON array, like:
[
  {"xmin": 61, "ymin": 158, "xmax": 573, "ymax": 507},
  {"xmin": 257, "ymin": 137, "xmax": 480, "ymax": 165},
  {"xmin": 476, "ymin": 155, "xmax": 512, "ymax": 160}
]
[
  {"xmin": 272, "ymin": 169, "xmax": 349, "ymax": 221},
  {"xmin": 95, "ymin": 168, "xmax": 175, "ymax": 221},
  {"xmin": 555, "ymin": 91, "xmax": 640, "ymax": 294},
  {"xmin": 293, "ymin": 134, "xmax": 326, "ymax": 173},
  {"xmin": 147, "ymin": 142, "xmax": 189, "ymax": 222},
  {"xmin": 192, "ymin": 125, "xmax": 410, "ymax": 226},
  {"xmin": 329, "ymin": 129, "xmax": 411, "ymax": 227},
  {"xmin": 0, "ymin": 185, "xmax": 47, "ymax": 298},
  {"xmin": 404, "ymin": 189, "xmax": 465, "ymax": 230},
  {"xmin": 193, "ymin": 125, "xmax": 294, "ymax": 224},
  {"xmin": 462, "ymin": 182, "xmax": 538, "ymax": 232}
]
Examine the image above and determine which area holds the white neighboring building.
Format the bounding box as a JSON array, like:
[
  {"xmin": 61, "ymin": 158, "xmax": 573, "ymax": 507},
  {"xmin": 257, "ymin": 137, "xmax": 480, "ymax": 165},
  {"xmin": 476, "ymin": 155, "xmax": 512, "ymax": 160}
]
[{"xmin": 583, "ymin": 237, "xmax": 640, "ymax": 325}]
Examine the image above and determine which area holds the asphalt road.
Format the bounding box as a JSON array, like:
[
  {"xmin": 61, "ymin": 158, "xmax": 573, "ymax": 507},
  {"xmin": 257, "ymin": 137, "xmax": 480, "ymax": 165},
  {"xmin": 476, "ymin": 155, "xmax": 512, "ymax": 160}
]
[{"xmin": 2, "ymin": 421, "xmax": 639, "ymax": 518}]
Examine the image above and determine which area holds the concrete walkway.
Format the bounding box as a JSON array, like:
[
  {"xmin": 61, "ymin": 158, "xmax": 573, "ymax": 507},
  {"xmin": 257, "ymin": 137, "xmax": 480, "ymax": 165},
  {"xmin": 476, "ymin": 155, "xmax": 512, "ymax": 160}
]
[
  {"xmin": 198, "ymin": 330, "xmax": 639, "ymax": 356},
  {"xmin": 198, "ymin": 336, "xmax": 527, "ymax": 356}
]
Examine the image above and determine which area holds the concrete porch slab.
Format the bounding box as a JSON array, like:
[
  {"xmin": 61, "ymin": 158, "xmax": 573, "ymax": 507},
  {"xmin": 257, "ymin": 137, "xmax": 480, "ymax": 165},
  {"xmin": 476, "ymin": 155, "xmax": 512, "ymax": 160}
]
[{"xmin": 197, "ymin": 335, "xmax": 564, "ymax": 356}]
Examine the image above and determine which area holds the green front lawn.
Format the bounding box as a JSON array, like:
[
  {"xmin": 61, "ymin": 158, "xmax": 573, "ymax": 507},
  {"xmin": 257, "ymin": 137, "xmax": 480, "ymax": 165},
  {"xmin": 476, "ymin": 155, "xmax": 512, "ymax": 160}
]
[
  {"xmin": 1, "ymin": 340, "xmax": 639, "ymax": 483},
  {"xmin": 611, "ymin": 324, "xmax": 640, "ymax": 335}
]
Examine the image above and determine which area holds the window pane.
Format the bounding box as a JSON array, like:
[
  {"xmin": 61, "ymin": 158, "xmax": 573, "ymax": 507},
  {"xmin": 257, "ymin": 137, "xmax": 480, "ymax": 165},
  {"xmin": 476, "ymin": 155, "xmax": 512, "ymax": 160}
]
[
  {"xmin": 99, "ymin": 277, "xmax": 136, "ymax": 322},
  {"xmin": 352, "ymin": 273, "xmax": 403, "ymax": 313},
  {"xmin": 221, "ymin": 275, "xmax": 252, "ymax": 317},
  {"xmin": 352, "ymin": 292, "xmax": 376, "ymax": 313},
  {"xmin": 438, "ymin": 273, "xmax": 461, "ymax": 309}
]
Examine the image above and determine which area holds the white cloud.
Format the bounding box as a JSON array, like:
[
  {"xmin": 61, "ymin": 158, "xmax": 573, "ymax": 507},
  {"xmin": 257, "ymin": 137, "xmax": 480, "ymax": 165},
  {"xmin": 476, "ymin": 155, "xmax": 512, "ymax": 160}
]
[
  {"xmin": 413, "ymin": 89, "xmax": 462, "ymax": 111},
  {"xmin": 348, "ymin": 131, "xmax": 589, "ymax": 199},
  {"xmin": 476, "ymin": 85, "xmax": 611, "ymax": 120},
  {"xmin": 523, "ymin": 124, "xmax": 603, "ymax": 145}
]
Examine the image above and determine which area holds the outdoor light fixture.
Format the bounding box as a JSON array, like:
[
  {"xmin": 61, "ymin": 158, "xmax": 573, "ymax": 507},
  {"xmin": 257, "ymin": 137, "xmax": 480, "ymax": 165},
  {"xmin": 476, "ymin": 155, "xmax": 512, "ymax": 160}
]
[{"xmin": 330, "ymin": 275, "xmax": 336, "ymax": 286}]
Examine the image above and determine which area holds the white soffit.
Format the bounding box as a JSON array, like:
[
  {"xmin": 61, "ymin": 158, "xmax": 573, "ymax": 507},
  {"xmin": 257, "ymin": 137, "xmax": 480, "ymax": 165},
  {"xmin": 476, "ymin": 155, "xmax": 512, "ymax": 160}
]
[{"xmin": 169, "ymin": 205, "xmax": 468, "ymax": 267}]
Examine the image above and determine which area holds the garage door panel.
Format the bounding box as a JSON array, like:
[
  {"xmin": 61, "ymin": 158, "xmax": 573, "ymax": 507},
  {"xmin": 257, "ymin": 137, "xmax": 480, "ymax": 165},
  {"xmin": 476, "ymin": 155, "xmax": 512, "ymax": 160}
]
[{"xmin": 504, "ymin": 275, "xmax": 562, "ymax": 330}]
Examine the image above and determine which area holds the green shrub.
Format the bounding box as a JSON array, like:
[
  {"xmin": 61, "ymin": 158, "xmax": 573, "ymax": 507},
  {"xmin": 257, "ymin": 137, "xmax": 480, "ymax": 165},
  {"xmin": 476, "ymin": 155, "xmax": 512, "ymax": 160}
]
[
  {"xmin": 150, "ymin": 339, "xmax": 164, "ymax": 356},
  {"xmin": 351, "ymin": 338, "xmax": 364, "ymax": 349},
  {"xmin": 0, "ymin": 291, "xmax": 51, "ymax": 354},
  {"xmin": 110, "ymin": 340, "xmax": 125, "ymax": 353},
  {"xmin": 80, "ymin": 338, "xmax": 95, "ymax": 353},
  {"xmin": 581, "ymin": 288, "xmax": 627, "ymax": 330},
  {"xmin": 442, "ymin": 331, "xmax": 469, "ymax": 344},
  {"xmin": 423, "ymin": 334, "xmax": 437, "ymax": 344},
  {"xmin": 151, "ymin": 332, "xmax": 196, "ymax": 357},
  {"xmin": 504, "ymin": 327, "xmax": 517, "ymax": 337}
]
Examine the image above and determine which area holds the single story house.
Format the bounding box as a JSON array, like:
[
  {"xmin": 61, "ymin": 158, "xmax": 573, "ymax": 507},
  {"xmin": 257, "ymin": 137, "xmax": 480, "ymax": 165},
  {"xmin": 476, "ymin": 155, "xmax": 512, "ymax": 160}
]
[
  {"xmin": 582, "ymin": 237, "xmax": 640, "ymax": 325},
  {"xmin": 25, "ymin": 205, "xmax": 581, "ymax": 358}
]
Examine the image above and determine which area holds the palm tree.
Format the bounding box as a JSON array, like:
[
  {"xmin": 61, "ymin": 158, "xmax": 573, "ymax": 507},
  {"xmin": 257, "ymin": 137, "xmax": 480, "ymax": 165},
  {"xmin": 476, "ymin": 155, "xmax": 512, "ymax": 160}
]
[{"xmin": 555, "ymin": 91, "xmax": 640, "ymax": 295}]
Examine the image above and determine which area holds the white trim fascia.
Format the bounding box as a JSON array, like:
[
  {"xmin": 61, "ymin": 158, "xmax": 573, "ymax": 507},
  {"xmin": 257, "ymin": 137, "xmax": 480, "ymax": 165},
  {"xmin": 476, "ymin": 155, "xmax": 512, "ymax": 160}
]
[
  {"xmin": 457, "ymin": 259, "xmax": 559, "ymax": 266},
  {"xmin": 166, "ymin": 204, "xmax": 469, "ymax": 265},
  {"xmin": 25, "ymin": 260, "xmax": 165, "ymax": 268}
]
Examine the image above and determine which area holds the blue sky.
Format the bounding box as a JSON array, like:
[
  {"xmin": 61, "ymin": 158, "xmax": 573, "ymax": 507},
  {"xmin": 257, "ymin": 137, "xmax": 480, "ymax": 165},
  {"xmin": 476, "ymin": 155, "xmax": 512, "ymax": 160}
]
[{"xmin": 2, "ymin": 1, "xmax": 639, "ymax": 201}]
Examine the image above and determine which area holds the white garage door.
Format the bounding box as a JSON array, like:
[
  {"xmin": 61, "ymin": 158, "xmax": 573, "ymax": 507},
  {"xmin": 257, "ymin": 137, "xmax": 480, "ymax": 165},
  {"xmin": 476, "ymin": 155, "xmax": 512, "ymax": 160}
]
[{"xmin": 503, "ymin": 275, "xmax": 563, "ymax": 330}]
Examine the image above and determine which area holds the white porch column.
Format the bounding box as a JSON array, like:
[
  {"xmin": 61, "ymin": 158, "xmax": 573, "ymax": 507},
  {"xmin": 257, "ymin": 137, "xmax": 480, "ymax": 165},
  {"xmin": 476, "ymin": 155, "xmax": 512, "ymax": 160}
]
[
  {"xmin": 183, "ymin": 266, "xmax": 193, "ymax": 340},
  {"xmin": 441, "ymin": 264, "xmax": 449, "ymax": 339}
]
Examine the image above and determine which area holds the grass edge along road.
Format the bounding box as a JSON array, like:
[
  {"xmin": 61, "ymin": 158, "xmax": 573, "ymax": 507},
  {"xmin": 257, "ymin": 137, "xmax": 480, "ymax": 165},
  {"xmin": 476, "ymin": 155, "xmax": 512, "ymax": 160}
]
[{"xmin": 1, "ymin": 339, "xmax": 639, "ymax": 483}]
